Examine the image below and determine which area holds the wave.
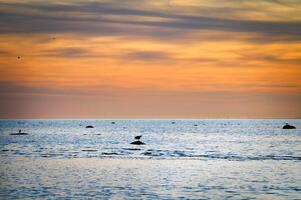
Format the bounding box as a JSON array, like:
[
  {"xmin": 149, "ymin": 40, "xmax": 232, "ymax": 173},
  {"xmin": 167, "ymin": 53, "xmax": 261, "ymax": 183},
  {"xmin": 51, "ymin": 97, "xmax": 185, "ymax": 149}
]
[{"xmin": 1, "ymin": 148, "xmax": 300, "ymax": 161}]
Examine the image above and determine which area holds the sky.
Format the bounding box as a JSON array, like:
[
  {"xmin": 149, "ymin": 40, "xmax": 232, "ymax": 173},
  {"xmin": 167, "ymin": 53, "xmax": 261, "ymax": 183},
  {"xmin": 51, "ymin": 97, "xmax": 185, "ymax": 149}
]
[{"xmin": 0, "ymin": 0, "xmax": 301, "ymax": 118}]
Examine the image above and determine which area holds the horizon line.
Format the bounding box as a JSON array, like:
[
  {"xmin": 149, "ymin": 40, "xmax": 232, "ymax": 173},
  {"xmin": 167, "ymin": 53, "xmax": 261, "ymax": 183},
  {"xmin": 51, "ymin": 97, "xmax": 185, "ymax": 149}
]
[{"xmin": 0, "ymin": 117, "xmax": 300, "ymax": 120}]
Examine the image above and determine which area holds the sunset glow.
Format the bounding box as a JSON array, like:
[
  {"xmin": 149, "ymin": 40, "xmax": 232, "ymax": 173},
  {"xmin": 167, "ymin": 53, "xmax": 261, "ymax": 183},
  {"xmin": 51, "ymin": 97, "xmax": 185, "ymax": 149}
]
[{"xmin": 0, "ymin": 0, "xmax": 301, "ymax": 118}]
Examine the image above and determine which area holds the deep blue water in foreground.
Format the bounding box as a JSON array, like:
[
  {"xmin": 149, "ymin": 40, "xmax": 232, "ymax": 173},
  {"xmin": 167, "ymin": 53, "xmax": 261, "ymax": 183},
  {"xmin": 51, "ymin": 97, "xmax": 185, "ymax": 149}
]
[{"xmin": 0, "ymin": 119, "xmax": 300, "ymax": 199}]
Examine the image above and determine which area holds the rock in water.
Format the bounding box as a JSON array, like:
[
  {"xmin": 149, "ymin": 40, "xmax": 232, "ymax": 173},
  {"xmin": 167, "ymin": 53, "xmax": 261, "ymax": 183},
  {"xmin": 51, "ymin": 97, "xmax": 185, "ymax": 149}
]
[
  {"xmin": 130, "ymin": 140, "xmax": 145, "ymax": 145},
  {"xmin": 10, "ymin": 132, "xmax": 28, "ymax": 135},
  {"xmin": 282, "ymin": 124, "xmax": 296, "ymax": 129},
  {"xmin": 86, "ymin": 125, "xmax": 94, "ymax": 128}
]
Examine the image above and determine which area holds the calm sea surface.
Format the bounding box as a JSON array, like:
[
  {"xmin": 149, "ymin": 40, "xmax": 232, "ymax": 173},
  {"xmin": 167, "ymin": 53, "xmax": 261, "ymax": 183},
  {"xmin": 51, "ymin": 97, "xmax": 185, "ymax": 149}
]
[{"xmin": 0, "ymin": 119, "xmax": 300, "ymax": 199}]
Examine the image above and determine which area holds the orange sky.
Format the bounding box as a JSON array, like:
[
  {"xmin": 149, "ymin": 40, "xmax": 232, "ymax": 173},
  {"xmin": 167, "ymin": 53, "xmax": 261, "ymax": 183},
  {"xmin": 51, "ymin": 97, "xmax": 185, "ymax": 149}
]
[{"xmin": 0, "ymin": 0, "xmax": 301, "ymax": 118}]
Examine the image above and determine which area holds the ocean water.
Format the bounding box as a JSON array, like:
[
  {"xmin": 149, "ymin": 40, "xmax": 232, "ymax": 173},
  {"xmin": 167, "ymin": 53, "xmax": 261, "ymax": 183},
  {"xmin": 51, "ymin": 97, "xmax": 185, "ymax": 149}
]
[{"xmin": 0, "ymin": 119, "xmax": 300, "ymax": 199}]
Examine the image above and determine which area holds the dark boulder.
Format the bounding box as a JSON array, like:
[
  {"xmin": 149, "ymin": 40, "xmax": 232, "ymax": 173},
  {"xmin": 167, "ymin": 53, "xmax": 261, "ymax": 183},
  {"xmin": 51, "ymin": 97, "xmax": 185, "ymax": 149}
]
[
  {"xmin": 130, "ymin": 140, "xmax": 145, "ymax": 145},
  {"xmin": 85, "ymin": 125, "xmax": 94, "ymax": 128},
  {"xmin": 283, "ymin": 123, "xmax": 296, "ymax": 129}
]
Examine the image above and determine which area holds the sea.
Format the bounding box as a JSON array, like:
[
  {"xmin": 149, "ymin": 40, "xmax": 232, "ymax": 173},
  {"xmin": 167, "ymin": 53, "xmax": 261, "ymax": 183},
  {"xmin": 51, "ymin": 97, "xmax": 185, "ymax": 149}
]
[{"xmin": 0, "ymin": 119, "xmax": 300, "ymax": 199}]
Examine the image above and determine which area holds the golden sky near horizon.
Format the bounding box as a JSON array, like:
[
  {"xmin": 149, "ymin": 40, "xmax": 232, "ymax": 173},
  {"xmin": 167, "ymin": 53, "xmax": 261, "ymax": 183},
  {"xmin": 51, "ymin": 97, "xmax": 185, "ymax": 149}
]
[{"xmin": 0, "ymin": 0, "xmax": 301, "ymax": 118}]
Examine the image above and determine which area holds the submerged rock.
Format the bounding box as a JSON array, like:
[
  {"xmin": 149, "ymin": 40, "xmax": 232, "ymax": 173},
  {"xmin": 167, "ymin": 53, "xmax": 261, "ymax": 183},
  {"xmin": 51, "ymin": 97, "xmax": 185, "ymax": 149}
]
[
  {"xmin": 130, "ymin": 140, "xmax": 145, "ymax": 145},
  {"xmin": 85, "ymin": 125, "xmax": 94, "ymax": 128},
  {"xmin": 283, "ymin": 123, "xmax": 296, "ymax": 129},
  {"xmin": 10, "ymin": 129, "xmax": 28, "ymax": 135},
  {"xmin": 10, "ymin": 132, "xmax": 28, "ymax": 135}
]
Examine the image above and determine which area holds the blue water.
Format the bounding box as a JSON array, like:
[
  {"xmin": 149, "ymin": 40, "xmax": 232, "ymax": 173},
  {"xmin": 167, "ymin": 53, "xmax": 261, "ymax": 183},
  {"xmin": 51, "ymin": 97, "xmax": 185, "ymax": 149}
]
[{"xmin": 0, "ymin": 119, "xmax": 300, "ymax": 199}]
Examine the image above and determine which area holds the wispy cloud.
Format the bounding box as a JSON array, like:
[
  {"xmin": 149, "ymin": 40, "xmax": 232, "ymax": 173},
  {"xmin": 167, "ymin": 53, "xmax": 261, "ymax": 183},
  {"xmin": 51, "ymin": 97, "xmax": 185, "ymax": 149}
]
[
  {"xmin": 1, "ymin": 1, "xmax": 301, "ymax": 41},
  {"xmin": 38, "ymin": 47, "xmax": 93, "ymax": 58},
  {"xmin": 123, "ymin": 51, "xmax": 172, "ymax": 62}
]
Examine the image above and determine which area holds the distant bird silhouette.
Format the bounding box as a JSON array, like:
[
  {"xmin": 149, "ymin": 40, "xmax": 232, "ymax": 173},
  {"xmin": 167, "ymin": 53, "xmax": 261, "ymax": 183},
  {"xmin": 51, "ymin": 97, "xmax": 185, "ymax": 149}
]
[{"xmin": 135, "ymin": 135, "xmax": 142, "ymax": 140}]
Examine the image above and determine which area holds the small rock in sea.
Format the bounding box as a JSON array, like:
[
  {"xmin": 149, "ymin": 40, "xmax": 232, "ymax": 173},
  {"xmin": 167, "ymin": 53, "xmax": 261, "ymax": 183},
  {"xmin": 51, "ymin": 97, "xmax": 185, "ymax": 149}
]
[
  {"xmin": 10, "ymin": 132, "xmax": 28, "ymax": 135},
  {"xmin": 282, "ymin": 123, "xmax": 296, "ymax": 129},
  {"xmin": 194, "ymin": 124, "xmax": 198, "ymax": 126},
  {"xmin": 171, "ymin": 122, "xmax": 176, "ymax": 124},
  {"xmin": 10, "ymin": 129, "xmax": 28, "ymax": 135},
  {"xmin": 111, "ymin": 122, "xmax": 116, "ymax": 124},
  {"xmin": 85, "ymin": 125, "xmax": 94, "ymax": 128},
  {"xmin": 130, "ymin": 140, "xmax": 145, "ymax": 145}
]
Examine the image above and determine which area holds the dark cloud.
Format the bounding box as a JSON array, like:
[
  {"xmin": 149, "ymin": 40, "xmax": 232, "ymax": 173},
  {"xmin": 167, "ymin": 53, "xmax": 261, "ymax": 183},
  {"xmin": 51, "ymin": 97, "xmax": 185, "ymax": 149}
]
[{"xmin": 0, "ymin": 1, "xmax": 301, "ymax": 41}]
